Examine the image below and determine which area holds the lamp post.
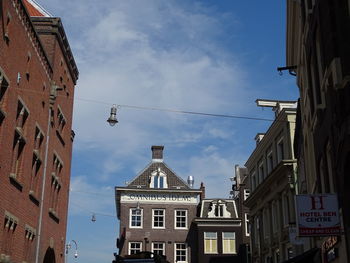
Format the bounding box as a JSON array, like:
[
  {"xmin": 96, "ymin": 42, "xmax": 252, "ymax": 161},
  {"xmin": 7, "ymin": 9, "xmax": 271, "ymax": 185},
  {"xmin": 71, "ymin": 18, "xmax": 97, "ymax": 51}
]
[{"xmin": 65, "ymin": 240, "xmax": 78, "ymax": 263}]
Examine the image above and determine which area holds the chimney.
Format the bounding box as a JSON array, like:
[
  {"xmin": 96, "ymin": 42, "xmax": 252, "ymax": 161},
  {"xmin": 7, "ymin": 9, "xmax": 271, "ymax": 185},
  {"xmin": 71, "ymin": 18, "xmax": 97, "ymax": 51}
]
[
  {"xmin": 151, "ymin": 146, "xmax": 164, "ymax": 162},
  {"xmin": 200, "ymin": 182, "xmax": 205, "ymax": 201}
]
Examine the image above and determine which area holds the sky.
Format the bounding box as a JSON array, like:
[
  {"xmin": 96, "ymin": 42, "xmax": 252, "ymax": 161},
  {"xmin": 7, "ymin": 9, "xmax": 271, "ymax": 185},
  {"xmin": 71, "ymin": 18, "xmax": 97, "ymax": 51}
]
[{"xmin": 34, "ymin": 0, "xmax": 298, "ymax": 262}]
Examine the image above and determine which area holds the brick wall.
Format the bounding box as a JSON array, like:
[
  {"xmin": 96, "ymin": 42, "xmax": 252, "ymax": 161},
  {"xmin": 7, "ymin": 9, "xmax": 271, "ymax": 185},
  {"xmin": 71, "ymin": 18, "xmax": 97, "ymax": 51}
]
[{"xmin": 0, "ymin": 0, "xmax": 77, "ymax": 262}]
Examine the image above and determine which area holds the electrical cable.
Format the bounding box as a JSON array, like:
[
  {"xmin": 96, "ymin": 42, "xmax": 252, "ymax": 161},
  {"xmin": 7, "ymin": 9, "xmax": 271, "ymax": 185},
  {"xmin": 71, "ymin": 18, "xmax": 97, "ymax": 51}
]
[
  {"xmin": 69, "ymin": 201, "xmax": 117, "ymax": 218},
  {"xmin": 12, "ymin": 87, "xmax": 295, "ymax": 123}
]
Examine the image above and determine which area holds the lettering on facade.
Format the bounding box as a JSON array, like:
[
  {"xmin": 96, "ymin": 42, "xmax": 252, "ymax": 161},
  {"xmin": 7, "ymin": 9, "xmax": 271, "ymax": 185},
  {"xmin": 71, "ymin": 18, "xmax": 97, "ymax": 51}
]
[{"xmin": 122, "ymin": 193, "xmax": 194, "ymax": 203}]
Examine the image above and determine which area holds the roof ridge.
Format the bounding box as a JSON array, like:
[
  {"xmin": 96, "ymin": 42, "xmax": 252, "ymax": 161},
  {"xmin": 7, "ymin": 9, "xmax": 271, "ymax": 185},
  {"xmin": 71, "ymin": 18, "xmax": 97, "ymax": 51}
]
[{"xmin": 23, "ymin": 0, "xmax": 52, "ymax": 17}]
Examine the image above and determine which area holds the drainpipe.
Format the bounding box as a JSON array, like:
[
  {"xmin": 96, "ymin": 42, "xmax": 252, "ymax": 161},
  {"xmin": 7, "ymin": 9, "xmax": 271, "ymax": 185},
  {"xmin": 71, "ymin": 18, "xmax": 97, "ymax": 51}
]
[
  {"xmin": 35, "ymin": 83, "xmax": 61, "ymax": 263},
  {"xmin": 34, "ymin": 105, "xmax": 52, "ymax": 263}
]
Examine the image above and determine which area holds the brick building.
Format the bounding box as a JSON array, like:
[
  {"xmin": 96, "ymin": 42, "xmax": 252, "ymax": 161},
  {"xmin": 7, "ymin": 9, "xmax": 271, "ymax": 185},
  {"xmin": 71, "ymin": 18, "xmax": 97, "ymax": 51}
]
[
  {"xmin": 115, "ymin": 146, "xmax": 203, "ymax": 263},
  {"xmin": 193, "ymin": 198, "xmax": 243, "ymax": 263},
  {"xmin": 0, "ymin": 0, "xmax": 78, "ymax": 262}
]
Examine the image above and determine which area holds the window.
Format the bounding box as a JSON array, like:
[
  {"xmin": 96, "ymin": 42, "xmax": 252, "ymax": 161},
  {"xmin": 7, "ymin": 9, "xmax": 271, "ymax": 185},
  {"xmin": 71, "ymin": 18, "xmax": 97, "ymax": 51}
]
[
  {"xmin": 10, "ymin": 100, "xmax": 29, "ymax": 183},
  {"xmin": 244, "ymin": 189, "xmax": 250, "ymax": 201},
  {"xmin": 30, "ymin": 126, "xmax": 44, "ymax": 198},
  {"xmin": 267, "ymin": 150, "xmax": 273, "ymax": 174},
  {"xmin": 277, "ymin": 138, "xmax": 285, "ymax": 163},
  {"xmin": 150, "ymin": 168, "xmax": 168, "ymax": 189},
  {"xmin": 250, "ymin": 170, "xmax": 256, "ymax": 191},
  {"xmin": 129, "ymin": 242, "xmax": 142, "ymax": 255},
  {"xmin": 49, "ymin": 153, "xmax": 63, "ymax": 220},
  {"xmin": 245, "ymin": 213, "xmax": 250, "ymax": 236},
  {"xmin": 271, "ymin": 202, "xmax": 279, "ymax": 234},
  {"xmin": 175, "ymin": 210, "xmax": 187, "ymax": 229},
  {"xmin": 174, "ymin": 243, "xmax": 187, "ymax": 263},
  {"xmin": 204, "ymin": 232, "xmax": 217, "ymax": 254},
  {"xmin": 0, "ymin": 69, "xmax": 9, "ymax": 123},
  {"xmin": 152, "ymin": 242, "xmax": 165, "ymax": 256},
  {"xmin": 208, "ymin": 201, "xmax": 230, "ymax": 218},
  {"xmin": 3, "ymin": 211, "xmax": 18, "ymax": 255},
  {"xmin": 262, "ymin": 208, "xmax": 270, "ymax": 240},
  {"xmin": 4, "ymin": 11, "xmax": 11, "ymax": 44},
  {"xmin": 130, "ymin": 208, "xmax": 143, "ymax": 228},
  {"xmin": 57, "ymin": 107, "xmax": 66, "ymax": 133},
  {"xmin": 152, "ymin": 209, "xmax": 165, "ymax": 228},
  {"xmin": 222, "ymin": 232, "xmax": 236, "ymax": 254},
  {"xmin": 258, "ymin": 161, "xmax": 264, "ymax": 183}
]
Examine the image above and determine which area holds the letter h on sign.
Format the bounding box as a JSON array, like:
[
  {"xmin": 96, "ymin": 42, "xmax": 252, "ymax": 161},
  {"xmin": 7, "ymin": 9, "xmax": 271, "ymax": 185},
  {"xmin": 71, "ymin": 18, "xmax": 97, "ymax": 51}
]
[{"xmin": 310, "ymin": 196, "xmax": 325, "ymax": 210}]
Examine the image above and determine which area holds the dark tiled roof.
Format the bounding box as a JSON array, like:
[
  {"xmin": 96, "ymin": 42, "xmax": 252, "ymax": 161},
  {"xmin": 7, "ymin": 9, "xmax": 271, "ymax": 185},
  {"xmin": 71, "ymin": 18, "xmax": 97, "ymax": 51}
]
[{"xmin": 127, "ymin": 162, "xmax": 190, "ymax": 190}]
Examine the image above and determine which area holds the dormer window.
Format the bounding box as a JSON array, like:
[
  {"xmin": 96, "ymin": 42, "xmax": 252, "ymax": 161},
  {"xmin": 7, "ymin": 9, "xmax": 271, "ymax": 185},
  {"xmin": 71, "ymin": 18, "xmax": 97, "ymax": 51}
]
[
  {"xmin": 208, "ymin": 200, "xmax": 231, "ymax": 218},
  {"xmin": 150, "ymin": 167, "xmax": 168, "ymax": 189}
]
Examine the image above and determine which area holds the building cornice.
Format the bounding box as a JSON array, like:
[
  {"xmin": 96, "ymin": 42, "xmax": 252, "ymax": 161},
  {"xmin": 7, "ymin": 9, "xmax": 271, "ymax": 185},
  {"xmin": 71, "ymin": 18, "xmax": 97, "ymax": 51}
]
[
  {"xmin": 30, "ymin": 17, "xmax": 79, "ymax": 84},
  {"xmin": 245, "ymin": 109, "xmax": 296, "ymax": 168},
  {"xmin": 244, "ymin": 160, "xmax": 296, "ymax": 208}
]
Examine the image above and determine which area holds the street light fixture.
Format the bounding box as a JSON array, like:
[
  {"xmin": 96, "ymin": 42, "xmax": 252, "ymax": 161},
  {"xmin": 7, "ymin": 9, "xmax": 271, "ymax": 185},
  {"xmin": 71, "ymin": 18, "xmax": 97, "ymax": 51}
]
[
  {"xmin": 66, "ymin": 240, "xmax": 78, "ymax": 262},
  {"xmin": 107, "ymin": 104, "xmax": 118, "ymax": 126}
]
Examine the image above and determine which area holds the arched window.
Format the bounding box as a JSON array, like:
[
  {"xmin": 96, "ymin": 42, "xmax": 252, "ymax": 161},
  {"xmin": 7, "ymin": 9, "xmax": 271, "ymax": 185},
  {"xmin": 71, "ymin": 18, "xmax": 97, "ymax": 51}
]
[{"xmin": 150, "ymin": 168, "xmax": 167, "ymax": 189}]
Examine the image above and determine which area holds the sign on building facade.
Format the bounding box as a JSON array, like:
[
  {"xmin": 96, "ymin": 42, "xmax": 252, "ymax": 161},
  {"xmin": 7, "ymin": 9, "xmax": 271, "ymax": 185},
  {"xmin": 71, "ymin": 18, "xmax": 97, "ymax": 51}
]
[{"xmin": 295, "ymin": 194, "xmax": 341, "ymax": 237}]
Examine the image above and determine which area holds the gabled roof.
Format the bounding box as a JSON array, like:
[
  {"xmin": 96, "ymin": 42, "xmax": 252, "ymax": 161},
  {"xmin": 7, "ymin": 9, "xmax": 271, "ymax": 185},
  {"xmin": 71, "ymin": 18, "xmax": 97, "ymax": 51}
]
[
  {"xmin": 23, "ymin": 0, "xmax": 52, "ymax": 17},
  {"xmin": 127, "ymin": 161, "xmax": 190, "ymax": 190}
]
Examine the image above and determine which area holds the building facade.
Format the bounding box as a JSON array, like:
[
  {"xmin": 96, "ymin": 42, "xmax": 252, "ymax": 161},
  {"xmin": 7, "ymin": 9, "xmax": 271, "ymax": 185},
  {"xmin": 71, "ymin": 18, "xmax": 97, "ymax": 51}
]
[
  {"xmin": 0, "ymin": 0, "xmax": 78, "ymax": 262},
  {"xmin": 244, "ymin": 100, "xmax": 301, "ymax": 263},
  {"xmin": 286, "ymin": 0, "xmax": 350, "ymax": 262},
  {"xmin": 231, "ymin": 165, "xmax": 250, "ymax": 246},
  {"xmin": 193, "ymin": 198, "xmax": 243, "ymax": 263},
  {"xmin": 115, "ymin": 146, "xmax": 202, "ymax": 263}
]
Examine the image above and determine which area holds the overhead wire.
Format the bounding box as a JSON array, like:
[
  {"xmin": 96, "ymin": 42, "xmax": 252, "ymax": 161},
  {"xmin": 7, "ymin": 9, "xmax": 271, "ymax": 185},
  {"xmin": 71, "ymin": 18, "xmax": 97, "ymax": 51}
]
[{"xmin": 12, "ymin": 86, "xmax": 295, "ymax": 123}]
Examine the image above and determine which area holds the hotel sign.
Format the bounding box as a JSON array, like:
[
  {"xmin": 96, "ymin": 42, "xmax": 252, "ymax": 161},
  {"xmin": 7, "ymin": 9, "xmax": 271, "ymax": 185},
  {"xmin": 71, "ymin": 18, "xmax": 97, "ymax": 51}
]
[
  {"xmin": 120, "ymin": 192, "xmax": 198, "ymax": 204},
  {"xmin": 295, "ymin": 194, "xmax": 341, "ymax": 237}
]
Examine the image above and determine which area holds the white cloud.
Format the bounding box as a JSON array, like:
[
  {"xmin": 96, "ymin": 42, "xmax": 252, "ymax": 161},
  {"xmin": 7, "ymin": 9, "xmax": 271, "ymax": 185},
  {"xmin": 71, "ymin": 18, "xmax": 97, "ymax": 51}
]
[
  {"xmin": 69, "ymin": 176, "xmax": 115, "ymax": 216},
  {"xmin": 185, "ymin": 151, "xmax": 234, "ymax": 198}
]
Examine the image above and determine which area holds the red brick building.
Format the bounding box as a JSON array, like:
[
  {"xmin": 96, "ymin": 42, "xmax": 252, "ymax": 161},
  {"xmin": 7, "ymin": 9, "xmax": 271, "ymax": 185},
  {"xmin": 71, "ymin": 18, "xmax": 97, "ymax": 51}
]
[
  {"xmin": 0, "ymin": 0, "xmax": 78, "ymax": 262},
  {"xmin": 115, "ymin": 146, "xmax": 203, "ymax": 263}
]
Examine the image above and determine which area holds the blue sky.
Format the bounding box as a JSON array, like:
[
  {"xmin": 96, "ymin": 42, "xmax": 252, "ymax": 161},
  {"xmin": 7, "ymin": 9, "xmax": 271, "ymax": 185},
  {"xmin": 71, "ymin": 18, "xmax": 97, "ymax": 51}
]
[{"xmin": 34, "ymin": 0, "xmax": 298, "ymax": 262}]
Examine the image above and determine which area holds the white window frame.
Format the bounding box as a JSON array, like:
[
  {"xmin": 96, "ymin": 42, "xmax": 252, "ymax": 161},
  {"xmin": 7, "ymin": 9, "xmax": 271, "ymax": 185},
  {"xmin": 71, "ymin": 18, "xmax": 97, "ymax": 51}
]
[
  {"xmin": 152, "ymin": 242, "xmax": 165, "ymax": 256},
  {"xmin": 174, "ymin": 243, "xmax": 187, "ymax": 263},
  {"xmin": 128, "ymin": 242, "xmax": 142, "ymax": 255},
  {"xmin": 129, "ymin": 208, "xmax": 143, "ymax": 228},
  {"xmin": 204, "ymin": 232, "xmax": 218, "ymax": 254},
  {"xmin": 174, "ymin": 209, "xmax": 187, "ymax": 229},
  {"xmin": 222, "ymin": 232, "xmax": 236, "ymax": 254},
  {"xmin": 245, "ymin": 213, "xmax": 250, "ymax": 236},
  {"xmin": 243, "ymin": 189, "xmax": 250, "ymax": 201},
  {"xmin": 152, "ymin": 209, "xmax": 165, "ymax": 229}
]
